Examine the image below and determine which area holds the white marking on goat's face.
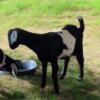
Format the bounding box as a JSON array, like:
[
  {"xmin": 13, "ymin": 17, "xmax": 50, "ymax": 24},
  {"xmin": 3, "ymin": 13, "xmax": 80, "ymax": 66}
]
[
  {"xmin": 10, "ymin": 30, "xmax": 18, "ymax": 45},
  {"xmin": 58, "ymin": 30, "xmax": 76, "ymax": 58}
]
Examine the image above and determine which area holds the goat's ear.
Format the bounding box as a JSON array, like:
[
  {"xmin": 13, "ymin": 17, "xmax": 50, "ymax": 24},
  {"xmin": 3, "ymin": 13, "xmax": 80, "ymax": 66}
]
[{"xmin": 10, "ymin": 30, "xmax": 18, "ymax": 45}]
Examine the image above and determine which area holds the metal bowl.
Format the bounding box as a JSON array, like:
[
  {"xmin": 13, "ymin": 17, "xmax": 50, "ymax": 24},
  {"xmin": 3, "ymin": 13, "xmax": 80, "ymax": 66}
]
[{"xmin": 0, "ymin": 60, "xmax": 37, "ymax": 75}]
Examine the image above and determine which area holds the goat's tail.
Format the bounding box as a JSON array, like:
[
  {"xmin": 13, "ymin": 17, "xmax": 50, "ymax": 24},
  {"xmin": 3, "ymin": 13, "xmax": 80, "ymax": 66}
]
[{"xmin": 77, "ymin": 16, "xmax": 85, "ymax": 34}]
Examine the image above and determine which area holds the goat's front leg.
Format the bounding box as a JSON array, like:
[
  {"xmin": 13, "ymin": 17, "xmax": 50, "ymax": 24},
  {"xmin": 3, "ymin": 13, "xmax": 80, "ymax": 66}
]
[
  {"xmin": 41, "ymin": 61, "xmax": 48, "ymax": 88},
  {"xmin": 60, "ymin": 57, "xmax": 70, "ymax": 79},
  {"xmin": 51, "ymin": 60, "xmax": 59, "ymax": 94}
]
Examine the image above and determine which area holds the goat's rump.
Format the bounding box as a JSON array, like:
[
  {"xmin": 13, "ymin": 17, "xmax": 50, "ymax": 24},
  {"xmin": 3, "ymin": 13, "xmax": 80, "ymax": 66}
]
[{"xmin": 58, "ymin": 29, "xmax": 76, "ymax": 58}]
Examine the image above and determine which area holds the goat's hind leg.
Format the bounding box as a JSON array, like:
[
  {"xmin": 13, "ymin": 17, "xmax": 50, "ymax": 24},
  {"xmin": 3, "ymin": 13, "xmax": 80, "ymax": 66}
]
[
  {"xmin": 76, "ymin": 51, "xmax": 84, "ymax": 81},
  {"xmin": 60, "ymin": 57, "xmax": 70, "ymax": 79}
]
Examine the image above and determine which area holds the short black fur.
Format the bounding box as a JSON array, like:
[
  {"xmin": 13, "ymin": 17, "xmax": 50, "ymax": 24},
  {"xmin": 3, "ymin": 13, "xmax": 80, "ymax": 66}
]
[{"xmin": 8, "ymin": 16, "xmax": 85, "ymax": 94}]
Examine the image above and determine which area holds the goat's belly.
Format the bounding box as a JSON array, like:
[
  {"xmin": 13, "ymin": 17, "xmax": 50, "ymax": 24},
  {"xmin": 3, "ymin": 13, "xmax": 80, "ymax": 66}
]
[{"xmin": 58, "ymin": 30, "xmax": 76, "ymax": 59}]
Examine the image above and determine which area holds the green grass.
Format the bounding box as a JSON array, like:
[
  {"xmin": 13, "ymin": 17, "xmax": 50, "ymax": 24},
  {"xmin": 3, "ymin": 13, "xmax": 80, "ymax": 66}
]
[
  {"xmin": 0, "ymin": 0, "xmax": 100, "ymax": 100},
  {"xmin": 0, "ymin": 0, "xmax": 100, "ymax": 16},
  {"xmin": 0, "ymin": 0, "xmax": 100, "ymax": 35}
]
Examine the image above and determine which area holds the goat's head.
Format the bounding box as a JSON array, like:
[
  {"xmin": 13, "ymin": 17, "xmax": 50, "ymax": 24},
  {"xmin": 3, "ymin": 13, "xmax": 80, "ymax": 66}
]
[{"xmin": 8, "ymin": 29, "xmax": 19, "ymax": 49}]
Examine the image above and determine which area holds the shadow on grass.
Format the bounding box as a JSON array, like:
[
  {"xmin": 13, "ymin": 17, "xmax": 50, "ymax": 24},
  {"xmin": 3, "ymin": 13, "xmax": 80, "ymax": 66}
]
[
  {"xmin": 0, "ymin": 66, "xmax": 99, "ymax": 100},
  {"xmin": 0, "ymin": 86, "xmax": 26, "ymax": 100},
  {"xmin": 15, "ymin": 67, "xmax": 100, "ymax": 100}
]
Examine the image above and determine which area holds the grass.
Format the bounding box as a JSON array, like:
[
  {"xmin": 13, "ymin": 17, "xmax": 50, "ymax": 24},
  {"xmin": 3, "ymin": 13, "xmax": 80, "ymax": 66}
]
[
  {"xmin": 0, "ymin": 0, "xmax": 100, "ymax": 16},
  {"xmin": 0, "ymin": 0, "xmax": 100, "ymax": 100}
]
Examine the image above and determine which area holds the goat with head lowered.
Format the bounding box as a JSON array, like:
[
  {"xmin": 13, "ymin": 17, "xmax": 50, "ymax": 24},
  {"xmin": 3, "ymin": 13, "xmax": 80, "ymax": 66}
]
[{"xmin": 8, "ymin": 16, "xmax": 85, "ymax": 94}]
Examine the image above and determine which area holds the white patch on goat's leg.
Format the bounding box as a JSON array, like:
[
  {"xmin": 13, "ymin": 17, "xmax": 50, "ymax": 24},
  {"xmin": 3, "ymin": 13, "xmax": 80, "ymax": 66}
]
[
  {"xmin": 58, "ymin": 30, "xmax": 76, "ymax": 58},
  {"xmin": 10, "ymin": 30, "xmax": 18, "ymax": 45}
]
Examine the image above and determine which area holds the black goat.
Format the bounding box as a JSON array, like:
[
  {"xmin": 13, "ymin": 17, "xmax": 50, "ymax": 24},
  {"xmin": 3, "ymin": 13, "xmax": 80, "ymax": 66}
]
[{"xmin": 8, "ymin": 16, "xmax": 84, "ymax": 94}]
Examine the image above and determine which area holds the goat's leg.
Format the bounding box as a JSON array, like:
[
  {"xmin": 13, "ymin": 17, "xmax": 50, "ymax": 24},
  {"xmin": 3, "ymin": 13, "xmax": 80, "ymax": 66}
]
[
  {"xmin": 76, "ymin": 51, "xmax": 84, "ymax": 81},
  {"xmin": 51, "ymin": 61, "xmax": 59, "ymax": 94},
  {"xmin": 41, "ymin": 61, "xmax": 48, "ymax": 88},
  {"xmin": 60, "ymin": 57, "xmax": 70, "ymax": 79}
]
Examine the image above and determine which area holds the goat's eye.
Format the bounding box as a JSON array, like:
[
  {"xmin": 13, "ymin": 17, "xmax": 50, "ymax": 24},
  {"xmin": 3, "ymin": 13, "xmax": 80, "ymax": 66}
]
[{"xmin": 10, "ymin": 30, "xmax": 17, "ymax": 45}]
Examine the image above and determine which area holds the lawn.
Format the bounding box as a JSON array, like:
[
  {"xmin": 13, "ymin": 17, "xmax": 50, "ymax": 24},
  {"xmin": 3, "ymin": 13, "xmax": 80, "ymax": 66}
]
[{"xmin": 0, "ymin": 0, "xmax": 100, "ymax": 100}]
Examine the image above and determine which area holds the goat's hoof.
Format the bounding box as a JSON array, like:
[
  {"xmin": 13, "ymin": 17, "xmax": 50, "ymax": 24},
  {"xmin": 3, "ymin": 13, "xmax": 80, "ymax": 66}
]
[
  {"xmin": 41, "ymin": 84, "xmax": 46, "ymax": 88},
  {"xmin": 54, "ymin": 87, "xmax": 59, "ymax": 95},
  {"xmin": 78, "ymin": 77, "xmax": 83, "ymax": 81},
  {"xmin": 60, "ymin": 75, "xmax": 65, "ymax": 79},
  {"xmin": 55, "ymin": 90, "xmax": 59, "ymax": 95},
  {"xmin": 60, "ymin": 76, "xmax": 64, "ymax": 79}
]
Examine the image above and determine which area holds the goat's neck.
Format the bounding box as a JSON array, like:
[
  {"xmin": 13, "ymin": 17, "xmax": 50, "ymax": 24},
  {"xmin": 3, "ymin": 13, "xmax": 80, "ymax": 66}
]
[{"xmin": 19, "ymin": 32, "xmax": 43, "ymax": 53}]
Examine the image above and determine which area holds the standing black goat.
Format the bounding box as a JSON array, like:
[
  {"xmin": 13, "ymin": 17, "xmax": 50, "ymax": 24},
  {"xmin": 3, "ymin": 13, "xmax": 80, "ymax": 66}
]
[{"xmin": 8, "ymin": 16, "xmax": 84, "ymax": 94}]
